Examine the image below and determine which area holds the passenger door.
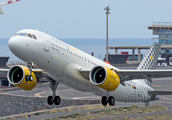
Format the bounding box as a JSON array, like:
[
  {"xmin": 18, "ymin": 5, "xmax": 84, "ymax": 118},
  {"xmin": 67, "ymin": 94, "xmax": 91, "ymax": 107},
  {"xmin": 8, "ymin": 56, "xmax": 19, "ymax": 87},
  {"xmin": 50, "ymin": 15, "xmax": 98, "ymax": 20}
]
[{"xmin": 42, "ymin": 34, "xmax": 50, "ymax": 52}]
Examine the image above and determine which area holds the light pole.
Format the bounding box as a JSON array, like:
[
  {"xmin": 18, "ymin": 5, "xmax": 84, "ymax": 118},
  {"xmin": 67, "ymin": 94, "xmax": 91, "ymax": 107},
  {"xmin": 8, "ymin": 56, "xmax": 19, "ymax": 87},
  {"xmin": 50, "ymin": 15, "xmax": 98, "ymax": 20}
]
[{"xmin": 104, "ymin": 6, "xmax": 110, "ymax": 62}]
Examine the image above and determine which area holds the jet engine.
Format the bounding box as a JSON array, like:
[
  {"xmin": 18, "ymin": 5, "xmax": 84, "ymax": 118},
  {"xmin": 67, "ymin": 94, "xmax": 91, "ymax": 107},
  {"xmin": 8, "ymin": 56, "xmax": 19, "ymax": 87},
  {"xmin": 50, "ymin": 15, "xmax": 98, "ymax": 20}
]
[
  {"xmin": 89, "ymin": 66, "xmax": 120, "ymax": 91},
  {"xmin": 7, "ymin": 65, "xmax": 37, "ymax": 90}
]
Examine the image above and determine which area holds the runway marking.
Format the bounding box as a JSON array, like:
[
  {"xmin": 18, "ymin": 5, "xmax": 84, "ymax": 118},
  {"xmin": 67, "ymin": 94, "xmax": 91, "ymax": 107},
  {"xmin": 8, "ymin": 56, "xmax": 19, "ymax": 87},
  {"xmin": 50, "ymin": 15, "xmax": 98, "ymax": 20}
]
[
  {"xmin": 34, "ymin": 91, "xmax": 45, "ymax": 97},
  {"xmin": 72, "ymin": 96, "xmax": 101, "ymax": 100},
  {"xmin": 71, "ymin": 92, "xmax": 94, "ymax": 95},
  {"xmin": 0, "ymin": 93, "xmax": 38, "ymax": 98},
  {"xmin": 161, "ymin": 96, "xmax": 172, "ymax": 101}
]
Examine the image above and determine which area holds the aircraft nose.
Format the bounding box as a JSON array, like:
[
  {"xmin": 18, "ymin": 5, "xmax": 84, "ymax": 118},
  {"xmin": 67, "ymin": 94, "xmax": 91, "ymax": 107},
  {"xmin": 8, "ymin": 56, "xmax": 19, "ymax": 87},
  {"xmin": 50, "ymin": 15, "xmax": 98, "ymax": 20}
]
[{"xmin": 8, "ymin": 36, "xmax": 19, "ymax": 54}]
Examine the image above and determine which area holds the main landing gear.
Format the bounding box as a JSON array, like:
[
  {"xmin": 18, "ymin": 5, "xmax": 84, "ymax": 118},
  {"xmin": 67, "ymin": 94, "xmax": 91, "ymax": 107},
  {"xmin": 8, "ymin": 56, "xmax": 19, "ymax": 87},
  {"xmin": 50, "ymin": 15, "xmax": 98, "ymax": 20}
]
[
  {"xmin": 47, "ymin": 78, "xmax": 61, "ymax": 105},
  {"xmin": 26, "ymin": 62, "xmax": 35, "ymax": 81},
  {"xmin": 101, "ymin": 92, "xmax": 115, "ymax": 106}
]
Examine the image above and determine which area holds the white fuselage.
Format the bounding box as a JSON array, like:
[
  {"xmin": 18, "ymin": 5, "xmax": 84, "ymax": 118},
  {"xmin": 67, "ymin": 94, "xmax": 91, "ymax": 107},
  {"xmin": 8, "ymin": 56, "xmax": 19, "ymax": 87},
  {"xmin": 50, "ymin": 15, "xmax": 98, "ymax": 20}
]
[{"xmin": 8, "ymin": 29, "xmax": 154, "ymax": 103}]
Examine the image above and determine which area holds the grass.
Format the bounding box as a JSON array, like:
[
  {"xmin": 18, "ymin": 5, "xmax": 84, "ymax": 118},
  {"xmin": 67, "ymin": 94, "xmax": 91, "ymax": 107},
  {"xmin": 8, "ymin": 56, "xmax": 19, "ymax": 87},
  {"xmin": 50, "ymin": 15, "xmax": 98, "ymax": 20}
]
[
  {"xmin": 38, "ymin": 105, "xmax": 168, "ymax": 120},
  {"xmin": 115, "ymin": 113, "xmax": 172, "ymax": 120}
]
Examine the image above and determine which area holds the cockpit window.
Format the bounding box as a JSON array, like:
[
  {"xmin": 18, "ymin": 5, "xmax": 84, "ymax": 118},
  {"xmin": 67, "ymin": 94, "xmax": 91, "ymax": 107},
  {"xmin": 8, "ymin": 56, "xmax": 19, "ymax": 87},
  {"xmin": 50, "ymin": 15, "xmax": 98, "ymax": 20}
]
[
  {"xmin": 19, "ymin": 33, "xmax": 27, "ymax": 36},
  {"xmin": 16, "ymin": 32, "xmax": 37, "ymax": 40},
  {"xmin": 32, "ymin": 34, "xmax": 37, "ymax": 40},
  {"xmin": 28, "ymin": 33, "xmax": 32, "ymax": 38}
]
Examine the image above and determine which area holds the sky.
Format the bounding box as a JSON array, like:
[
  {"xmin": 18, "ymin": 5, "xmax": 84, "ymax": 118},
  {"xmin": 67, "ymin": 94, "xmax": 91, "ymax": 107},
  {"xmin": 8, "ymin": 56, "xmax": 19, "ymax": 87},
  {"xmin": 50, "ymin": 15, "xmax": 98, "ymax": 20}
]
[{"xmin": 0, "ymin": 0, "xmax": 172, "ymax": 39}]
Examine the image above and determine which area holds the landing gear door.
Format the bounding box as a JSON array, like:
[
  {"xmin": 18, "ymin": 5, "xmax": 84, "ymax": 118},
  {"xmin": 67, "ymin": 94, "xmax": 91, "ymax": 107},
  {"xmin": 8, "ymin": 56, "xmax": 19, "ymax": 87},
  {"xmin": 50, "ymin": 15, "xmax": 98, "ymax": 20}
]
[{"xmin": 42, "ymin": 34, "xmax": 50, "ymax": 52}]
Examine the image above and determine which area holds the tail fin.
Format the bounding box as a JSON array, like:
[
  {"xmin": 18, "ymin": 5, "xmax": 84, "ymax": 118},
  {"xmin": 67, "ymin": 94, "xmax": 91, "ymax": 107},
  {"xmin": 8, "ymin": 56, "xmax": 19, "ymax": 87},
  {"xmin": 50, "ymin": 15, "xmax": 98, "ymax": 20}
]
[{"xmin": 137, "ymin": 42, "xmax": 161, "ymax": 86}]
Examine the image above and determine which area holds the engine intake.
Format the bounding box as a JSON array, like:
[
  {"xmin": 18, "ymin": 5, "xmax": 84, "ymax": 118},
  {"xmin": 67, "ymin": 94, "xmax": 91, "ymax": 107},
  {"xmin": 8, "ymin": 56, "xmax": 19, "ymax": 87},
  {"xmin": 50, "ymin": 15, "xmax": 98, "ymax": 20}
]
[
  {"xmin": 89, "ymin": 66, "xmax": 120, "ymax": 91},
  {"xmin": 7, "ymin": 65, "xmax": 37, "ymax": 90}
]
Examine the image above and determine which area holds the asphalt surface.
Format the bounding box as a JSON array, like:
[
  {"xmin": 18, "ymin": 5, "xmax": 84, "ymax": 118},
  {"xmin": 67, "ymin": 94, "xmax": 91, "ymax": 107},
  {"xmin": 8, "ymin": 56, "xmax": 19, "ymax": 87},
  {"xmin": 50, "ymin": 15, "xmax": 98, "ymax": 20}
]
[{"xmin": 3, "ymin": 83, "xmax": 101, "ymax": 100}]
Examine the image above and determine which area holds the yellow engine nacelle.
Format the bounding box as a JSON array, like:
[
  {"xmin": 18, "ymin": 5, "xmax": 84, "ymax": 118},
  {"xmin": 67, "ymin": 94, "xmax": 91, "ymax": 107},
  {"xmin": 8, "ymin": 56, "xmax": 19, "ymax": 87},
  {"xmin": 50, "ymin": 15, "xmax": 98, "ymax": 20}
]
[
  {"xmin": 89, "ymin": 66, "xmax": 120, "ymax": 91},
  {"xmin": 7, "ymin": 65, "xmax": 37, "ymax": 90}
]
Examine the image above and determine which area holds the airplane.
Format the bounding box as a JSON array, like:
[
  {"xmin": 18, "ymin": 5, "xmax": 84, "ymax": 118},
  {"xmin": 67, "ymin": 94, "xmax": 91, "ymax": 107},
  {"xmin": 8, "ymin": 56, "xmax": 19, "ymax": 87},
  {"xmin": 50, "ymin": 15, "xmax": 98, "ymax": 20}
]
[
  {"xmin": 0, "ymin": 0, "xmax": 20, "ymax": 15},
  {"xmin": 2, "ymin": 29, "xmax": 172, "ymax": 107}
]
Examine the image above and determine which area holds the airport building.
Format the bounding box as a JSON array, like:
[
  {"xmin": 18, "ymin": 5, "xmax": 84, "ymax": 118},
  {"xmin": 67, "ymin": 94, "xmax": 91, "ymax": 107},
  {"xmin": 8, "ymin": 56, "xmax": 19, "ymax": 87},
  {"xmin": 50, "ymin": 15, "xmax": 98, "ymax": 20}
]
[
  {"xmin": 105, "ymin": 22, "xmax": 172, "ymax": 66},
  {"xmin": 148, "ymin": 22, "xmax": 172, "ymax": 54},
  {"xmin": 148, "ymin": 22, "xmax": 172, "ymax": 64},
  {"xmin": 0, "ymin": 57, "xmax": 10, "ymax": 88}
]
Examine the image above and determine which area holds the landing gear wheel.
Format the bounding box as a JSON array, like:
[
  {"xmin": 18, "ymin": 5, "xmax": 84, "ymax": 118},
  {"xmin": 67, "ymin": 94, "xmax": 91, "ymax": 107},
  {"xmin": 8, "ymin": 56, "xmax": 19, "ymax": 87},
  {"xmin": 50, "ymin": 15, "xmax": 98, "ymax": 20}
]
[
  {"xmin": 47, "ymin": 96, "xmax": 53, "ymax": 105},
  {"xmin": 101, "ymin": 96, "xmax": 108, "ymax": 106},
  {"xmin": 48, "ymin": 79, "xmax": 60, "ymax": 105},
  {"xmin": 54, "ymin": 96, "xmax": 61, "ymax": 105},
  {"xmin": 29, "ymin": 75, "xmax": 33, "ymax": 81},
  {"xmin": 109, "ymin": 96, "xmax": 115, "ymax": 106},
  {"xmin": 25, "ymin": 75, "xmax": 33, "ymax": 81},
  {"xmin": 25, "ymin": 75, "xmax": 29, "ymax": 81}
]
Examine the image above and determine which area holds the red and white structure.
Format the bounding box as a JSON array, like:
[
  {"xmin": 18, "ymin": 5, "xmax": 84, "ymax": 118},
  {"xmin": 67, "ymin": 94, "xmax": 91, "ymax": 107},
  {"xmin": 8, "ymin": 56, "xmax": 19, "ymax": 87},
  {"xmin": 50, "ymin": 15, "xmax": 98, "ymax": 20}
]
[{"xmin": 0, "ymin": 0, "xmax": 20, "ymax": 15}]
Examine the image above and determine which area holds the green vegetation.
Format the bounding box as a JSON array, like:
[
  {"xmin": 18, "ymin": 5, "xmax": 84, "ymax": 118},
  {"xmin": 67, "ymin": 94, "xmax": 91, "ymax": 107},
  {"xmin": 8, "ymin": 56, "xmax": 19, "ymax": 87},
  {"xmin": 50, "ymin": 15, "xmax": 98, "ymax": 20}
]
[
  {"xmin": 112, "ymin": 113, "xmax": 172, "ymax": 120},
  {"xmin": 92, "ymin": 105, "xmax": 167, "ymax": 116},
  {"xmin": 37, "ymin": 105, "xmax": 168, "ymax": 120}
]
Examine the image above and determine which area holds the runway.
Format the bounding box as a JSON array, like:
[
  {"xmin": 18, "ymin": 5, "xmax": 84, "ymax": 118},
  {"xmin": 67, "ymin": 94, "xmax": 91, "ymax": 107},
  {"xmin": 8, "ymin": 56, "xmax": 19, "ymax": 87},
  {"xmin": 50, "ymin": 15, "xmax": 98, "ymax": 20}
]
[
  {"xmin": 3, "ymin": 83, "xmax": 101, "ymax": 100},
  {"xmin": 3, "ymin": 66, "xmax": 172, "ymax": 101},
  {"xmin": 2, "ymin": 77, "xmax": 172, "ymax": 107}
]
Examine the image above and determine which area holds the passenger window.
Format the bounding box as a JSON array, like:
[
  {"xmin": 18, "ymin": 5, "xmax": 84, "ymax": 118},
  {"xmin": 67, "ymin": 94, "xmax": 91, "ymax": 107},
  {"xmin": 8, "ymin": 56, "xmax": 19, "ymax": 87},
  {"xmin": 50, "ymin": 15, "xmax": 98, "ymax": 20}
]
[
  {"xmin": 28, "ymin": 33, "xmax": 32, "ymax": 38},
  {"xmin": 32, "ymin": 35, "xmax": 37, "ymax": 40}
]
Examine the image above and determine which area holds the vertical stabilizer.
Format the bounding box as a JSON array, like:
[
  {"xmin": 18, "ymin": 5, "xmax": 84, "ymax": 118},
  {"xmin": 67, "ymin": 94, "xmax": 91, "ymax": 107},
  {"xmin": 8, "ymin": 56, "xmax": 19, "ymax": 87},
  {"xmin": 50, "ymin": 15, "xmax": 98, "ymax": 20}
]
[{"xmin": 137, "ymin": 42, "xmax": 161, "ymax": 86}]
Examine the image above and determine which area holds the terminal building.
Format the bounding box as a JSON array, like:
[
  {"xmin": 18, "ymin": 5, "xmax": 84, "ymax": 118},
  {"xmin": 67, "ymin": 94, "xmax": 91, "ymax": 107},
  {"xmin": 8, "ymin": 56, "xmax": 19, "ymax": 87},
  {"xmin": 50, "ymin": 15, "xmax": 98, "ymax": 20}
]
[
  {"xmin": 106, "ymin": 22, "xmax": 172, "ymax": 66},
  {"xmin": 148, "ymin": 22, "xmax": 172, "ymax": 54},
  {"xmin": 148, "ymin": 22, "xmax": 172, "ymax": 64}
]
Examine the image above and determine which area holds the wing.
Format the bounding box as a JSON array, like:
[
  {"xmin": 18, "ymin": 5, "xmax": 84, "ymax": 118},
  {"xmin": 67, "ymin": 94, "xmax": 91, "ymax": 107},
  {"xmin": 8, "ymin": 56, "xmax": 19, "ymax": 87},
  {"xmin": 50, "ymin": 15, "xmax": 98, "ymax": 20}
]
[
  {"xmin": 0, "ymin": 68, "xmax": 48, "ymax": 79},
  {"xmin": 80, "ymin": 68, "xmax": 172, "ymax": 83},
  {"xmin": 0, "ymin": 69, "xmax": 43, "ymax": 73},
  {"xmin": 116, "ymin": 69, "xmax": 172, "ymax": 82},
  {"xmin": 0, "ymin": 69, "xmax": 9, "ymax": 74}
]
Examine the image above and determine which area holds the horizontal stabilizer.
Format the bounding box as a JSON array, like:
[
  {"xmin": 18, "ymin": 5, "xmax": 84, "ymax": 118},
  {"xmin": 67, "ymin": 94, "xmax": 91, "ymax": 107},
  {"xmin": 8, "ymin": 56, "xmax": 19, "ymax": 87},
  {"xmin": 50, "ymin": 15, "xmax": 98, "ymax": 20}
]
[{"xmin": 148, "ymin": 91, "xmax": 172, "ymax": 95}]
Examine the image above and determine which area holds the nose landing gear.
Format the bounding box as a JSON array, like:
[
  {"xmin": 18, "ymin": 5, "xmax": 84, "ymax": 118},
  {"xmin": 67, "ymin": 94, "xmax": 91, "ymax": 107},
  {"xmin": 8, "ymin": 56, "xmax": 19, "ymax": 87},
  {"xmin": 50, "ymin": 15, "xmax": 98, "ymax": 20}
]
[
  {"xmin": 101, "ymin": 92, "xmax": 115, "ymax": 106},
  {"xmin": 26, "ymin": 62, "xmax": 35, "ymax": 81}
]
